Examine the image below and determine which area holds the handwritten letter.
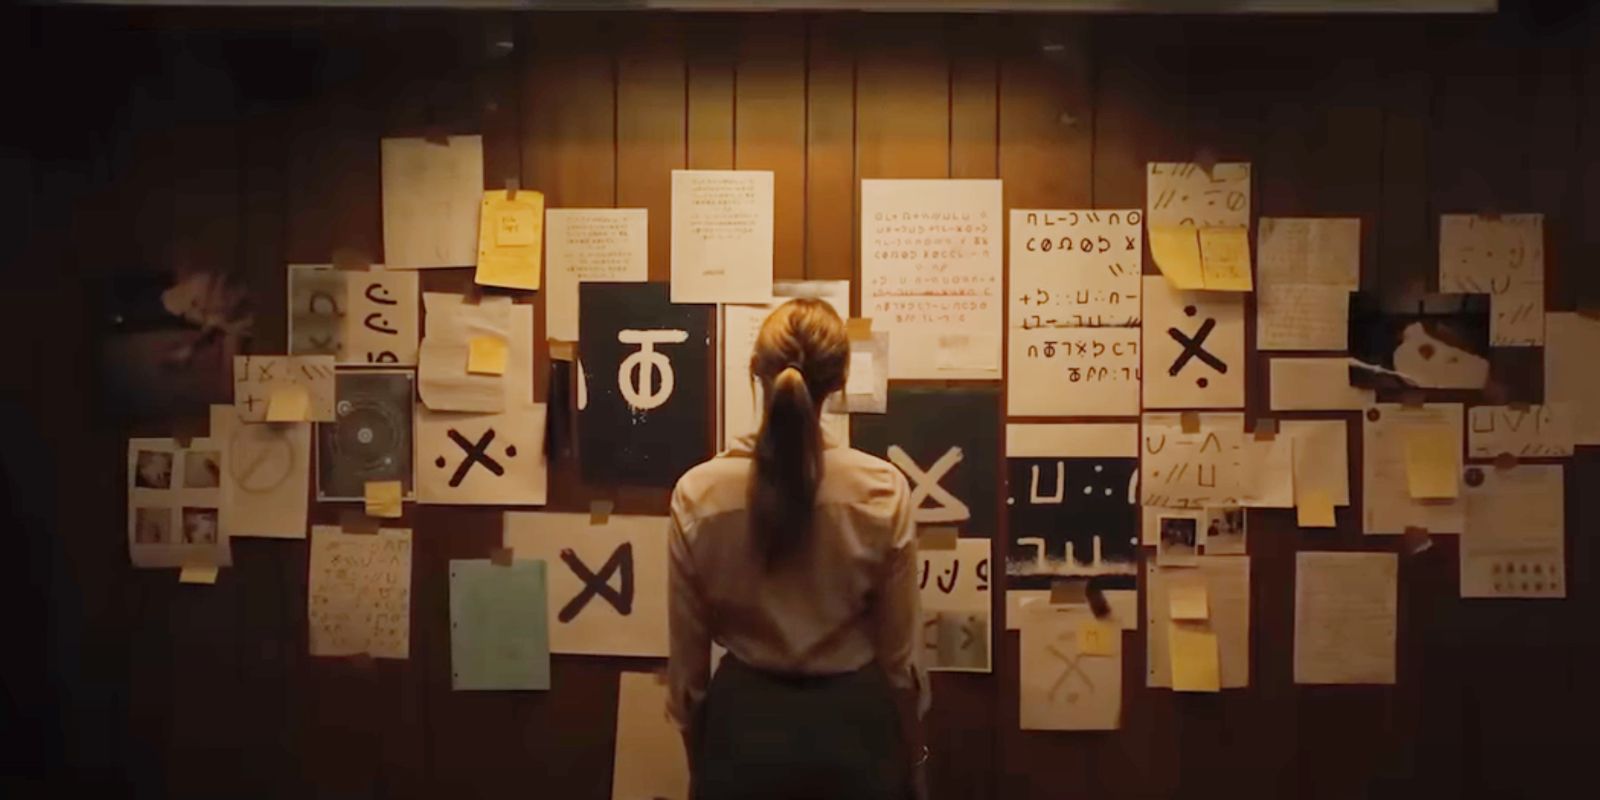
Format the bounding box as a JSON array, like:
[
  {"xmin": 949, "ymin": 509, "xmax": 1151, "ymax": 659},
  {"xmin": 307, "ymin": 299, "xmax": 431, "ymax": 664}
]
[
  {"xmin": 1294, "ymin": 552, "xmax": 1396, "ymax": 684},
  {"xmin": 308, "ymin": 526, "xmax": 412, "ymax": 659},
  {"xmin": 862, "ymin": 179, "xmax": 1003, "ymax": 379},
  {"xmin": 670, "ymin": 170, "xmax": 774, "ymax": 304},
  {"xmin": 381, "ymin": 135, "xmax": 483, "ymax": 269},
  {"xmin": 545, "ymin": 209, "xmax": 648, "ymax": 342},
  {"xmin": 1439, "ymin": 214, "xmax": 1543, "ymax": 346}
]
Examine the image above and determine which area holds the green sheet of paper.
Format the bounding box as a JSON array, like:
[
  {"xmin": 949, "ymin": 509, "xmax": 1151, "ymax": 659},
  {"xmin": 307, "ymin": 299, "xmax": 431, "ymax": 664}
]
[{"xmin": 449, "ymin": 559, "xmax": 550, "ymax": 691}]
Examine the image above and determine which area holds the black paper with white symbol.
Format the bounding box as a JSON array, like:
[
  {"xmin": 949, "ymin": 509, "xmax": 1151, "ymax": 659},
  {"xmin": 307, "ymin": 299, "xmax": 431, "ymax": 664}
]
[
  {"xmin": 503, "ymin": 512, "xmax": 669, "ymax": 657},
  {"xmin": 1349, "ymin": 292, "xmax": 1492, "ymax": 391},
  {"xmin": 1142, "ymin": 275, "xmax": 1243, "ymax": 409},
  {"xmin": 317, "ymin": 370, "xmax": 415, "ymax": 501},
  {"xmin": 578, "ymin": 282, "xmax": 713, "ymax": 488},
  {"xmin": 851, "ymin": 387, "xmax": 1000, "ymax": 538},
  {"xmin": 1006, "ymin": 457, "xmax": 1139, "ymax": 589}
]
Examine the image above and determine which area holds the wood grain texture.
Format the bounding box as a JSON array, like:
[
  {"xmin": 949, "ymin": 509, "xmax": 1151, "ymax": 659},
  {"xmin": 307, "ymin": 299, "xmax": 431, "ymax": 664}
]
[{"xmin": 10, "ymin": 7, "xmax": 1600, "ymax": 800}]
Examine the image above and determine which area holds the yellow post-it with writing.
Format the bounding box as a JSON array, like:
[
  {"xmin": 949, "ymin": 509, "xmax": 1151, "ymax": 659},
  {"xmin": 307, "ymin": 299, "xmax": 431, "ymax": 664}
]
[
  {"xmin": 475, "ymin": 189, "xmax": 544, "ymax": 290},
  {"xmin": 1198, "ymin": 226, "xmax": 1253, "ymax": 291},
  {"xmin": 1169, "ymin": 621, "xmax": 1221, "ymax": 692},
  {"xmin": 467, "ymin": 336, "xmax": 509, "ymax": 376},
  {"xmin": 265, "ymin": 384, "xmax": 310, "ymax": 422},
  {"xmin": 179, "ymin": 564, "xmax": 220, "ymax": 585},
  {"xmin": 1169, "ymin": 581, "xmax": 1209, "ymax": 621},
  {"xmin": 1149, "ymin": 225, "xmax": 1205, "ymax": 290},
  {"xmin": 1296, "ymin": 487, "xmax": 1336, "ymax": 528},
  {"xmin": 1404, "ymin": 425, "xmax": 1459, "ymax": 500},
  {"xmin": 1078, "ymin": 620, "xmax": 1118, "ymax": 657},
  {"xmin": 364, "ymin": 480, "xmax": 404, "ymax": 519}
]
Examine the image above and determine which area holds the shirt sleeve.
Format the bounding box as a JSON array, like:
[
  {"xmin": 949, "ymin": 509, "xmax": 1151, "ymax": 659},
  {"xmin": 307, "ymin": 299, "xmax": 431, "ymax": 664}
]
[
  {"xmin": 872, "ymin": 472, "xmax": 930, "ymax": 718},
  {"xmin": 666, "ymin": 496, "xmax": 712, "ymax": 731}
]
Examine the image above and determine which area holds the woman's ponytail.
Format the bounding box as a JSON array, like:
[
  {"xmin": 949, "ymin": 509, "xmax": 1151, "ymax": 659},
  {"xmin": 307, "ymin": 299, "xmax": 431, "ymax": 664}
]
[
  {"xmin": 750, "ymin": 366, "xmax": 822, "ymax": 566},
  {"xmin": 746, "ymin": 298, "xmax": 849, "ymax": 569}
]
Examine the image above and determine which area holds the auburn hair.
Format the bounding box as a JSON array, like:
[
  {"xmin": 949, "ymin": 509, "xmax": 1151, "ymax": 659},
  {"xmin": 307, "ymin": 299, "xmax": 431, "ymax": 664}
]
[{"xmin": 748, "ymin": 298, "xmax": 850, "ymax": 567}]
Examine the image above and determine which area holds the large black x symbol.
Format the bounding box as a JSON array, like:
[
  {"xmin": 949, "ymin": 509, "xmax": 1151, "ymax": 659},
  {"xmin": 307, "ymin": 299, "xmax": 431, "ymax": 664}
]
[
  {"xmin": 446, "ymin": 429, "xmax": 503, "ymax": 487},
  {"xmin": 558, "ymin": 543, "xmax": 634, "ymax": 622},
  {"xmin": 1166, "ymin": 318, "xmax": 1228, "ymax": 376}
]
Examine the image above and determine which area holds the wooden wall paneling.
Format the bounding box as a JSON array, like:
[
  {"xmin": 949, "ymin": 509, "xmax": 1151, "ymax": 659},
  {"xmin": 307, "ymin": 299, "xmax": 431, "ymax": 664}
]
[
  {"xmin": 856, "ymin": 15, "xmax": 950, "ymax": 182},
  {"xmin": 949, "ymin": 16, "xmax": 999, "ymax": 182},
  {"xmin": 687, "ymin": 15, "xmax": 736, "ymax": 171},
  {"xmin": 803, "ymin": 14, "xmax": 856, "ymax": 284},
  {"xmin": 616, "ymin": 15, "xmax": 686, "ymax": 282},
  {"xmin": 1576, "ymin": 11, "xmax": 1600, "ymax": 306},
  {"xmin": 735, "ymin": 15, "xmax": 807, "ymax": 281},
  {"xmin": 523, "ymin": 15, "xmax": 616, "ymax": 212}
]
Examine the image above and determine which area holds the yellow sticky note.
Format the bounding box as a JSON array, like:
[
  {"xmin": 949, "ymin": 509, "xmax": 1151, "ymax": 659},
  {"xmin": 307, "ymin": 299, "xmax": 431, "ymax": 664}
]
[
  {"xmin": 467, "ymin": 336, "xmax": 508, "ymax": 376},
  {"xmin": 1149, "ymin": 225, "xmax": 1205, "ymax": 290},
  {"xmin": 1169, "ymin": 582, "xmax": 1209, "ymax": 621},
  {"xmin": 179, "ymin": 564, "xmax": 219, "ymax": 585},
  {"xmin": 475, "ymin": 189, "xmax": 544, "ymax": 290},
  {"xmin": 1078, "ymin": 620, "xmax": 1117, "ymax": 657},
  {"xmin": 1296, "ymin": 487, "xmax": 1336, "ymax": 528},
  {"xmin": 1198, "ymin": 226, "xmax": 1253, "ymax": 291},
  {"xmin": 1404, "ymin": 425, "xmax": 1460, "ymax": 499},
  {"xmin": 1169, "ymin": 620, "xmax": 1221, "ymax": 692},
  {"xmin": 364, "ymin": 480, "xmax": 404, "ymax": 519},
  {"xmin": 265, "ymin": 384, "xmax": 309, "ymax": 422}
]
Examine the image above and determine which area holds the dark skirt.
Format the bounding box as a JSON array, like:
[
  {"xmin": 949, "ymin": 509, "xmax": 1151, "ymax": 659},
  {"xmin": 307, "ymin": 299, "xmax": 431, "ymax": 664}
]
[{"xmin": 692, "ymin": 656, "xmax": 907, "ymax": 800}]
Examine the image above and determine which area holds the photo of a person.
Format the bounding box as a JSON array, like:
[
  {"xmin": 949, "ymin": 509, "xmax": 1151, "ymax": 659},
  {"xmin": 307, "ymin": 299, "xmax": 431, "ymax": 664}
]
[
  {"xmin": 135, "ymin": 450, "xmax": 173, "ymax": 489},
  {"xmin": 1158, "ymin": 516, "xmax": 1199, "ymax": 566},
  {"xmin": 182, "ymin": 450, "xmax": 221, "ymax": 489},
  {"xmin": 134, "ymin": 507, "xmax": 172, "ymax": 544},
  {"xmin": 182, "ymin": 508, "xmax": 219, "ymax": 544},
  {"xmin": 1204, "ymin": 506, "xmax": 1246, "ymax": 556}
]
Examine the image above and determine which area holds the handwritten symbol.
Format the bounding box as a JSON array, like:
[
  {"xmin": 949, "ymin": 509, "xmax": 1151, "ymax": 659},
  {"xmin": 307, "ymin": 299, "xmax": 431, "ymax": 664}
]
[
  {"xmin": 557, "ymin": 543, "xmax": 634, "ymax": 621},
  {"xmin": 1046, "ymin": 639, "xmax": 1094, "ymax": 702},
  {"xmin": 1166, "ymin": 306, "xmax": 1227, "ymax": 387},
  {"xmin": 1030, "ymin": 462, "xmax": 1065, "ymax": 504},
  {"xmin": 437, "ymin": 428, "xmax": 514, "ymax": 487},
  {"xmin": 617, "ymin": 329, "xmax": 688, "ymax": 411},
  {"xmin": 889, "ymin": 445, "xmax": 969, "ymax": 524},
  {"xmin": 363, "ymin": 313, "xmax": 397, "ymax": 334},
  {"xmin": 364, "ymin": 284, "xmax": 397, "ymax": 305}
]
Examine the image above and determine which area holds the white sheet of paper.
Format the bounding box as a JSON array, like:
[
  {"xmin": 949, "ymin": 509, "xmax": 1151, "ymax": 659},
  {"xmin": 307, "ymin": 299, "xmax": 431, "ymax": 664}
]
[
  {"xmin": 1281, "ymin": 419, "xmax": 1351, "ymax": 507},
  {"xmin": 1461, "ymin": 464, "xmax": 1565, "ymax": 599},
  {"xmin": 503, "ymin": 512, "xmax": 669, "ymax": 657},
  {"xmin": 381, "ymin": 135, "xmax": 483, "ymax": 269},
  {"xmin": 846, "ymin": 352, "xmax": 875, "ymax": 396},
  {"xmin": 416, "ymin": 404, "xmax": 548, "ymax": 506},
  {"xmin": 417, "ymin": 293, "xmax": 517, "ymax": 413},
  {"xmin": 1146, "ymin": 162, "xmax": 1251, "ymax": 229},
  {"xmin": 1239, "ymin": 435, "xmax": 1294, "ymax": 509},
  {"xmin": 844, "ymin": 332, "xmax": 889, "ymax": 414},
  {"xmin": 613, "ymin": 672, "xmax": 690, "ymax": 800},
  {"xmin": 1009, "ymin": 327, "xmax": 1141, "ymax": 416},
  {"xmin": 307, "ymin": 526, "xmax": 411, "ymax": 659},
  {"xmin": 1268, "ymin": 357, "xmax": 1375, "ymax": 411},
  {"xmin": 1294, "ymin": 552, "xmax": 1396, "ymax": 684},
  {"xmin": 1019, "ymin": 606, "xmax": 1121, "ymax": 730},
  {"xmin": 670, "ymin": 170, "xmax": 774, "ymax": 304},
  {"xmin": 1142, "ymin": 275, "xmax": 1244, "ymax": 409},
  {"xmin": 1257, "ymin": 284, "xmax": 1349, "ymax": 351},
  {"xmin": 920, "ymin": 537, "xmax": 993, "ymax": 674},
  {"xmin": 1439, "ymin": 213, "xmax": 1544, "ymax": 346},
  {"xmin": 1140, "ymin": 412, "xmax": 1247, "ymax": 510},
  {"xmin": 1362, "ymin": 403, "xmax": 1465, "ymax": 535},
  {"xmin": 1007, "ymin": 589, "xmax": 1139, "ymax": 632},
  {"xmin": 287, "ymin": 264, "xmax": 346, "ymax": 358},
  {"xmin": 233, "ymin": 355, "xmax": 335, "ymax": 422},
  {"xmin": 861, "ymin": 179, "xmax": 1002, "ymax": 379},
  {"xmin": 1543, "ymin": 313, "xmax": 1600, "ymax": 445},
  {"xmin": 545, "ymin": 209, "xmax": 649, "ymax": 342},
  {"xmin": 1467, "ymin": 404, "xmax": 1574, "ymax": 459},
  {"xmin": 1146, "ymin": 557, "xmax": 1250, "ymax": 689},
  {"xmin": 720, "ymin": 281, "xmax": 851, "ymax": 450},
  {"xmin": 1008, "ymin": 211, "xmax": 1141, "ymax": 400},
  {"xmin": 127, "ymin": 437, "xmax": 231, "ymax": 568},
  {"xmin": 344, "ymin": 269, "xmax": 420, "ymax": 365},
  {"xmin": 209, "ymin": 405, "xmax": 310, "ymax": 539},
  {"xmin": 1256, "ymin": 217, "xmax": 1361, "ymax": 288}
]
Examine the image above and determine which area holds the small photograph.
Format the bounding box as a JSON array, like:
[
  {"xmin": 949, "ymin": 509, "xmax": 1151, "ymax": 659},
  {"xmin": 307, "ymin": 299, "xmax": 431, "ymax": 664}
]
[
  {"xmin": 134, "ymin": 507, "xmax": 172, "ymax": 544},
  {"xmin": 1204, "ymin": 506, "xmax": 1247, "ymax": 556},
  {"xmin": 134, "ymin": 450, "xmax": 174, "ymax": 489},
  {"xmin": 182, "ymin": 450, "xmax": 222, "ymax": 489},
  {"xmin": 1158, "ymin": 515, "xmax": 1199, "ymax": 567},
  {"xmin": 182, "ymin": 507, "xmax": 219, "ymax": 544}
]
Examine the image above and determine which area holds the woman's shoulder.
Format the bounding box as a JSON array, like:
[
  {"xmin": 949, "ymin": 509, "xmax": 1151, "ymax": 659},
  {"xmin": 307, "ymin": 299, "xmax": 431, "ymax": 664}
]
[{"xmin": 821, "ymin": 447, "xmax": 910, "ymax": 508}]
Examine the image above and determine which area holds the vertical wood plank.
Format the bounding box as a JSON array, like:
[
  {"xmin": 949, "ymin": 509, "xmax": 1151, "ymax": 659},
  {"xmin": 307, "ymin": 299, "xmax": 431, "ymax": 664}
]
[
  {"xmin": 736, "ymin": 16, "xmax": 808, "ymax": 281},
  {"xmin": 804, "ymin": 14, "xmax": 856, "ymax": 285},
  {"xmin": 998, "ymin": 17, "xmax": 1092, "ymax": 208},
  {"xmin": 524, "ymin": 16, "xmax": 616, "ymax": 209},
  {"xmin": 617, "ymin": 16, "xmax": 687, "ymax": 282},
  {"xmin": 687, "ymin": 16, "xmax": 736, "ymax": 171}
]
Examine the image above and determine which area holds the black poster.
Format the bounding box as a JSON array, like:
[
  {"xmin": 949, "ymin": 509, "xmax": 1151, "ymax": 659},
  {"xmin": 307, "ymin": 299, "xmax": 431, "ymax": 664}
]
[
  {"xmin": 579, "ymin": 282, "xmax": 713, "ymax": 488},
  {"xmin": 1005, "ymin": 455, "xmax": 1139, "ymax": 592},
  {"xmin": 317, "ymin": 370, "xmax": 415, "ymax": 501},
  {"xmin": 850, "ymin": 387, "xmax": 1000, "ymax": 538}
]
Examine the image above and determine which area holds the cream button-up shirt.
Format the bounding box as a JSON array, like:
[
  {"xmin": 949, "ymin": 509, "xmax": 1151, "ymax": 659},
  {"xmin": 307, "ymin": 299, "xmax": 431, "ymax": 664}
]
[{"xmin": 666, "ymin": 433, "xmax": 927, "ymax": 730}]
